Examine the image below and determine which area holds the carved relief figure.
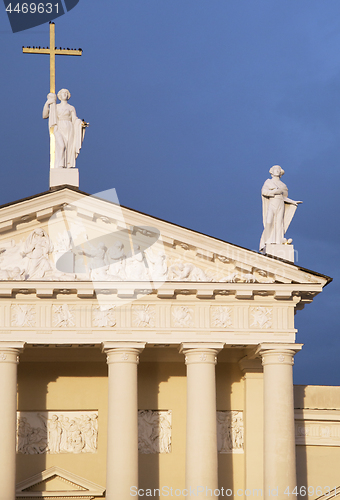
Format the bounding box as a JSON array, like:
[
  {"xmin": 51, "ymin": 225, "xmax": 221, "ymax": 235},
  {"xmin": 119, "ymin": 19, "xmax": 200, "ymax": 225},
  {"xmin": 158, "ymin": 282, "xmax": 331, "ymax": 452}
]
[
  {"xmin": 169, "ymin": 262, "xmax": 209, "ymax": 281},
  {"xmin": 22, "ymin": 229, "xmax": 54, "ymax": 279},
  {"xmin": 217, "ymin": 411, "xmax": 244, "ymax": 453},
  {"xmin": 211, "ymin": 306, "xmax": 232, "ymax": 328},
  {"xmin": 145, "ymin": 248, "xmax": 168, "ymax": 281},
  {"xmin": 219, "ymin": 272, "xmax": 238, "ymax": 283},
  {"xmin": 47, "ymin": 414, "xmax": 62, "ymax": 453},
  {"xmin": 138, "ymin": 410, "xmax": 172, "ymax": 454},
  {"xmin": 53, "ymin": 304, "xmax": 75, "ymax": 327},
  {"xmin": 260, "ymin": 165, "xmax": 302, "ymax": 251},
  {"xmin": 132, "ymin": 305, "xmax": 155, "ymax": 328},
  {"xmin": 43, "ymin": 89, "xmax": 86, "ymax": 169},
  {"xmin": 107, "ymin": 241, "xmax": 126, "ymax": 279},
  {"xmin": 250, "ymin": 307, "xmax": 273, "ymax": 329},
  {"xmin": 17, "ymin": 412, "xmax": 98, "ymax": 455},
  {"xmin": 93, "ymin": 305, "xmax": 116, "ymax": 327},
  {"xmin": 125, "ymin": 245, "xmax": 149, "ymax": 281},
  {"xmin": 0, "ymin": 267, "xmax": 25, "ymax": 280},
  {"xmin": 17, "ymin": 416, "xmax": 47, "ymax": 454},
  {"xmin": 78, "ymin": 242, "xmax": 109, "ymax": 281},
  {"xmin": 172, "ymin": 306, "xmax": 194, "ymax": 327},
  {"xmin": 11, "ymin": 305, "xmax": 36, "ymax": 327}
]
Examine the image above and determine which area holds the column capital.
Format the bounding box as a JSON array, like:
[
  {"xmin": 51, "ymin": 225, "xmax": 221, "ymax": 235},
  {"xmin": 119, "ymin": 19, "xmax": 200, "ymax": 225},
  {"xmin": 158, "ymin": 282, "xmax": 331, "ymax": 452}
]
[
  {"xmin": 255, "ymin": 343, "xmax": 303, "ymax": 366},
  {"xmin": 102, "ymin": 342, "xmax": 145, "ymax": 365},
  {"xmin": 0, "ymin": 342, "xmax": 25, "ymax": 364},
  {"xmin": 179, "ymin": 342, "xmax": 224, "ymax": 365}
]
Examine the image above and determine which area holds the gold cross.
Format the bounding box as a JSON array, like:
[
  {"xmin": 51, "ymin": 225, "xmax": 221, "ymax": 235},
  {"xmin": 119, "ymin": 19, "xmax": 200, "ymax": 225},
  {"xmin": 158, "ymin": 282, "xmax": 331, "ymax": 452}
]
[{"xmin": 22, "ymin": 22, "xmax": 82, "ymax": 93}]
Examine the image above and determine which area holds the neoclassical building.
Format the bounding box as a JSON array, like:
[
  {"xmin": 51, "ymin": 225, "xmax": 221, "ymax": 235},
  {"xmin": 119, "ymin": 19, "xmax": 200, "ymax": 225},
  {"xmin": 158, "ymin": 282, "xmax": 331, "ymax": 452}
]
[{"xmin": 0, "ymin": 183, "xmax": 337, "ymax": 500}]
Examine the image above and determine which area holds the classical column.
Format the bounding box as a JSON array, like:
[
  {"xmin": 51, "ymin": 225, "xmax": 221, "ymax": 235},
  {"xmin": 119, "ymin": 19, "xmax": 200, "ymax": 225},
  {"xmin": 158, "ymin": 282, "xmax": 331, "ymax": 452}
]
[
  {"xmin": 102, "ymin": 342, "xmax": 145, "ymax": 500},
  {"xmin": 0, "ymin": 342, "xmax": 25, "ymax": 500},
  {"xmin": 180, "ymin": 343, "xmax": 224, "ymax": 498},
  {"xmin": 256, "ymin": 343, "xmax": 303, "ymax": 500}
]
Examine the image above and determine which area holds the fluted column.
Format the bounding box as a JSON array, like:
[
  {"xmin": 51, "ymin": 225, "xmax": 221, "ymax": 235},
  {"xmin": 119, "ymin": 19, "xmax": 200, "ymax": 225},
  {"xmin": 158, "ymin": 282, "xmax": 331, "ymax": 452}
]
[
  {"xmin": 256, "ymin": 343, "xmax": 302, "ymax": 500},
  {"xmin": 102, "ymin": 342, "xmax": 145, "ymax": 500},
  {"xmin": 0, "ymin": 342, "xmax": 25, "ymax": 500},
  {"xmin": 180, "ymin": 343, "xmax": 223, "ymax": 498}
]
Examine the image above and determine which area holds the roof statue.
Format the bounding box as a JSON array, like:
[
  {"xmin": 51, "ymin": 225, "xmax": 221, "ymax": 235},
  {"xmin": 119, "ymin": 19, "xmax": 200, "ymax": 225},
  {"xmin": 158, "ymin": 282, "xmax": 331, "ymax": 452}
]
[
  {"xmin": 22, "ymin": 22, "xmax": 88, "ymax": 189},
  {"xmin": 260, "ymin": 165, "xmax": 302, "ymax": 262},
  {"xmin": 42, "ymin": 88, "xmax": 86, "ymax": 169}
]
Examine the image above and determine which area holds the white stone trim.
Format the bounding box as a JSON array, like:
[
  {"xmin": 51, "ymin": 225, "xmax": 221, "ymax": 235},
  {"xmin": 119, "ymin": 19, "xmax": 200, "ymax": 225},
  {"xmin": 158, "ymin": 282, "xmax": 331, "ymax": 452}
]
[{"xmin": 295, "ymin": 410, "xmax": 340, "ymax": 446}]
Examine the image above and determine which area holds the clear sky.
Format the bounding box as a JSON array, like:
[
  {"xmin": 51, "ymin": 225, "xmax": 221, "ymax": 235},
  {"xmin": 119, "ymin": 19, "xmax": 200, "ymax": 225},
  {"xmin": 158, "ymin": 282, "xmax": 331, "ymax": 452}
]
[{"xmin": 0, "ymin": 0, "xmax": 339, "ymax": 385}]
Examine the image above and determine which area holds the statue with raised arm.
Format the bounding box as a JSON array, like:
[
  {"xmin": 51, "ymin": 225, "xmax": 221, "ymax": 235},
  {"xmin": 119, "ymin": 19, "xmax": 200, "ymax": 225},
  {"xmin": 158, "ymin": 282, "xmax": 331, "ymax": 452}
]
[
  {"xmin": 260, "ymin": 165, "xmax": 302, "ymax": 252},
  {"xmin": 43, "ymin": 89, "xmax": 87, "ymax": 169}
]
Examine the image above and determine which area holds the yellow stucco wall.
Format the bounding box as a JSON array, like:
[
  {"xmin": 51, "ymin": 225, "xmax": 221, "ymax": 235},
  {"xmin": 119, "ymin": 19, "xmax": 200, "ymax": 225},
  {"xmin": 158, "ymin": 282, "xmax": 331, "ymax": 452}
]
[
  {"xmin": 17, "ymin": 349, "xmax": 340, "ymax": 500},
  {"xmin": 16, "ymin": 347, "xmax": 246, "ymax": 495},
  {"xmin": 295, "ymin": 385, "xmax": 340, "ymax": 500}
]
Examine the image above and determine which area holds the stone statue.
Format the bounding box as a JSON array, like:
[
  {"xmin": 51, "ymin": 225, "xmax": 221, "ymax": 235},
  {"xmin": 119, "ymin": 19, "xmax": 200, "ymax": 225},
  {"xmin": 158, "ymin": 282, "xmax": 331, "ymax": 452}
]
[
  {"xmin": 22, "ymin": 228, "xmax": 54, "ymax": 279},
  {"xmin": 43, "ymin": 89, "xmax": 86, "ymax": 169},
  {"xmin": 259, "ymin": 165, "xmax": 302, "ymax": 251}
]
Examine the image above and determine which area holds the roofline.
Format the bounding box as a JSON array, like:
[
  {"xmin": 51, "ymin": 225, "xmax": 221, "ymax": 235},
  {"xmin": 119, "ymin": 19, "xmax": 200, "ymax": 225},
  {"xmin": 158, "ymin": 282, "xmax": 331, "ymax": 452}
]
[{"xmin": 0, "ymin": 185, "xmax": 332, "ymax": 286}]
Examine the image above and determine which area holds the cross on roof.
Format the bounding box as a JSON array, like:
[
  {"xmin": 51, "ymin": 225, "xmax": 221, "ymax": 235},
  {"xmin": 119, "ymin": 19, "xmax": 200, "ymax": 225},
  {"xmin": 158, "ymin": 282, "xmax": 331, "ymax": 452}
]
[{"xmin": 22, "ymin": 22, "xmax": 82, "ymax": 93}]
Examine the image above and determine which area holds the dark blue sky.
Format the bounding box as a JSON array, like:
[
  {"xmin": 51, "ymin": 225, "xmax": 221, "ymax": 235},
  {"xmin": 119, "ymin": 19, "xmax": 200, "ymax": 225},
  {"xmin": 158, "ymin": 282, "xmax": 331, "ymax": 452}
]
[{"xmin": 0, "ymin": 0, "xmax": 339, "ymax": 384}]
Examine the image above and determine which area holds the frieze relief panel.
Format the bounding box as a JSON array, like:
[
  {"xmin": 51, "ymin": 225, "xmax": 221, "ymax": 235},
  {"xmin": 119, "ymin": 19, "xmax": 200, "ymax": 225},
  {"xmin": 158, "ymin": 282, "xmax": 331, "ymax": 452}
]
[
  {"xmin": 172, "ymin": 306, "xmax": 194, "ymax": 328},
  {"xmin": 11, "ymin": 304, "xmax": 36, "ymax": 327},
  {"xmin": 250, "ymin": 306, "xmax": 273, "ymax": 329},
  {"xmin": 217, "ymin": 411, "xmax": 244, "ymax": 453},
  {"xmin": 16, "ymin": 411, "xmax": 98, "ymax": 455},
  {"xmin": 211, "ymin": 306, "xmax": 233, "ymax": 329},
  {"xmin": 53, "ymin": 304, "xmax": 75, "ymax": 327},
  {"xmin": 138, "ymin": 410, "xmax": 172, "ymax": 454},
  {"xmin": 0, "ymin": 300, "xmax": 296, "ymax": 340},
  {"xmin": 132, "ymin": 305, "xmax": 156, "ymax": 328},
  {"xmin": 92, "ymin": 305, "xmax": 116, "ymax": 327}
]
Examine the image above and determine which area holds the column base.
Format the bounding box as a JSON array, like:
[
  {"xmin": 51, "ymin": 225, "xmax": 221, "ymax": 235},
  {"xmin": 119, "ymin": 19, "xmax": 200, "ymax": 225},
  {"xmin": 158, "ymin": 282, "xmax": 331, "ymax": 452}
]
[{"xmin": 50, "ymin": 168, "xmax": 79, "ymax": 189}]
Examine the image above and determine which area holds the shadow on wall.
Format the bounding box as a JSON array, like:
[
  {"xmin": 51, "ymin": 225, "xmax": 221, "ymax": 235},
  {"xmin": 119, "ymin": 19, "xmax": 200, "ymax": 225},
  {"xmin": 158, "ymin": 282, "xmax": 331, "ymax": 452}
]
[
  {"xmin": 138, "ymin": 354, "xmax": 186, "ymax": 496},
  {"xmin": 16, "ymin": 347, "xmax": 107, "ymax": 491}
]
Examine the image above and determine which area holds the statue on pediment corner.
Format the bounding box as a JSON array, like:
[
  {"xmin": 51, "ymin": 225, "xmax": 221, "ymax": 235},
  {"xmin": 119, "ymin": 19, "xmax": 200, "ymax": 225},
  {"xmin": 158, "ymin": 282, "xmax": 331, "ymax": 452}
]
[{"xmin": 260, "ymin": 165, "xmax": 302, "ymax": 252}]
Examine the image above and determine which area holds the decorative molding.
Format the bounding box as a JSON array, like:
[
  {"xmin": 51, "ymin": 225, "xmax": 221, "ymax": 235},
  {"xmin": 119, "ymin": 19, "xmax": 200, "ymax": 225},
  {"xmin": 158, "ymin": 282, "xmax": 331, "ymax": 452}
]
[
  {"xmin": 217, "ymin": 411, "xmax": 244, "ymax": 453},
  {"xmin": 211, "ymin": 306, "xmax": 233, "ymax": 328},
  {"xmin": 132, "ymin": 305, "xmax": 155, "ymax": 328},
  {"xmin": 138, "ymin": 410, "xmax": 172, "ymax": 454},
  {"xmin": 92, "ymin": 305, "xmax": 116, "ymax": 327},
  {"xmin": 295, "ymin": 410, "xmax": 340, "ymax": 446},
  {"xmin": 172, "ymin": 306, "xmax": 194, "ymax": 328},
  {"xmin": 250, "ymin": 306, "xmax": 273, "ymax": 329},
  {"xmin": 16, "ymin": 466, "xmax": 105, "ymax": 498},
  {"xmin": 17, "ymin": 411, "xmax": 98, "ymax": 455}
]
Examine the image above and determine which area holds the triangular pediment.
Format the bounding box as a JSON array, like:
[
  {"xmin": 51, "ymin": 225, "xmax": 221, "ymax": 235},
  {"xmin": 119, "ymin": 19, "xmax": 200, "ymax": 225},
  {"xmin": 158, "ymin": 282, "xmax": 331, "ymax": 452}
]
[
  {"xmin": 0, "ymin": 187, "xmax": 330, "ymax": 289},
  {"xmin": 16, "ymin": 466, "xmax": 105, "ymax": 497}
]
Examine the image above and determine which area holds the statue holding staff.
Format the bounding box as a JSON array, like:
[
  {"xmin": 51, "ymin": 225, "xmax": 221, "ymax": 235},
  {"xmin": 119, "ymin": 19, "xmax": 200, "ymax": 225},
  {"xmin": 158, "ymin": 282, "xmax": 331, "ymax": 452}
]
[{"xmin": 43, "ymin": 89, "xmax": 87, "ymax": 169}]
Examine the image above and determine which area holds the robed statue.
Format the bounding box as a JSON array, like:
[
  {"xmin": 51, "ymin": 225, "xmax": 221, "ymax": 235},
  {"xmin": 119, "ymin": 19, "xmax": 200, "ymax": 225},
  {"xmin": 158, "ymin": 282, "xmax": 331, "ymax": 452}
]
[
  {"xmin": 43, "ymin": 89, "xmax": 86, "ymax": 169},
  {"xmin": 260, "ymin": 165, "xmax": 302, "ymax": 252}
]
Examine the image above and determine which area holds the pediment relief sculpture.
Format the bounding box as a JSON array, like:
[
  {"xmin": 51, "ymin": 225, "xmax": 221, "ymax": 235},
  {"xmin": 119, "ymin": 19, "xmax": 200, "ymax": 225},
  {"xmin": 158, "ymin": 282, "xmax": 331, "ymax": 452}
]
[
  {"xmin": 0, "ymin": 190, "xmax": 323, "ymax": 286},
  {"xmin": 0, "ymin": 227, "xmax": 284, "ymax": 285}
]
